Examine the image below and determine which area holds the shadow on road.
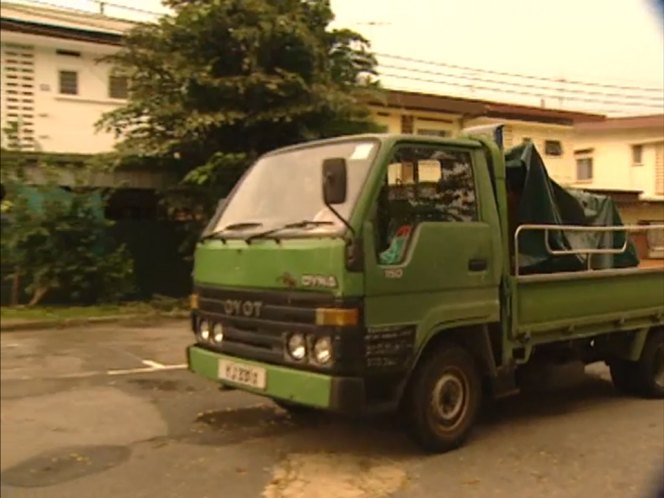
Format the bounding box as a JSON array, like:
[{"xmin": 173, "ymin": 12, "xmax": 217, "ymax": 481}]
[{"xmin": 180, "ymin": 371, "xmax": 634, "ymax": 459}]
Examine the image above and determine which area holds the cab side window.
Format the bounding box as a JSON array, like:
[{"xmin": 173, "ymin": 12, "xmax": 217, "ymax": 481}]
[{"xmin": 375, "ymin": 146, "xmax": 478, "ymax": 265}]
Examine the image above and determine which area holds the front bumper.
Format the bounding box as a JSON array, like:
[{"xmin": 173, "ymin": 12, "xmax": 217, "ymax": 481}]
[{"xmin": 187, "ymin": 345, "xmax": 365, "ymax": 413}]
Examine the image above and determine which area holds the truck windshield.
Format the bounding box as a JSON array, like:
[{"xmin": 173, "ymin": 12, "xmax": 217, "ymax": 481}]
[{"xmin": 209, "ymin": 139, "xmax": 379, "ymax": 238}]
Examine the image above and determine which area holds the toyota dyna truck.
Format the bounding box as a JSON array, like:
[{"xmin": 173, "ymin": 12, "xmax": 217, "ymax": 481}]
[{"xmin": 187, "ymin": 128, "xmax": 664, "ymax": 452}]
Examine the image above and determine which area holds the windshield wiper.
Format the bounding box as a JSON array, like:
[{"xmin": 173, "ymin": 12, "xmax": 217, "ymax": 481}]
[
  {"xmin": 245, "ymin": 220, "xmax": 334, "ymax": 243},
  {"xmin": 199, "ymin": 222, "xmax": 264, "ymax": 242}
]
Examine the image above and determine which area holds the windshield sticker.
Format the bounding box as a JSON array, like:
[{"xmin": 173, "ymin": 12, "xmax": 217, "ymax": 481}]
[{"xmin": 350, "ymin": 143, "xmax": 374, "ymax": 160}]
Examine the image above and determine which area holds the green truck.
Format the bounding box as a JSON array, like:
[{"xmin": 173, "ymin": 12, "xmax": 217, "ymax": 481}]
[{"xmin": 187, "ymin": 128, "xmax": 664, "ymax": 452}]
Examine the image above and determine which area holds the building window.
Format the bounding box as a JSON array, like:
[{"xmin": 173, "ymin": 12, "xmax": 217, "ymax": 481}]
[
  {"xmin": 632, "ymin": 144, "xmax": 643, "ymax": 165},
  {"xmin": 56, "ymin": 49, "xmax": 81, "ymax": 57},
  {"xmin": 417, "ymin": 129, "xmax": 449, "ymax": 137},
  {"xmin": 544, "ymin": 140, "xmax": 563, "ymax": 156},
  {"xmin": 109, "ymin": 74, "xmax": 128, "ymax": 99},
  {"xmin": 400, "ymin": 115, "xmax": 414, "ymax": 134},
  {"xmin": 58, "ymin": 70, "xmax": 78, "ymax": 95},
  {"xmin": 576, "ymin": 157, "xmax": 593, "ymax": 181}
]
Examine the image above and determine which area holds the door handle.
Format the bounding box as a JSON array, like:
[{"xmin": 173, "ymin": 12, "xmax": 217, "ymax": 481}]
[{"xmin": 468, "ymin": 258, "xmax": 488, "ymax": 272}]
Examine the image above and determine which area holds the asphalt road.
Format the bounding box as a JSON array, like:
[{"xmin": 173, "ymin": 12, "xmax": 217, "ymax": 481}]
[{"xmin": 1, "ymin": 321, "xmax": 662, "ymax": 498}]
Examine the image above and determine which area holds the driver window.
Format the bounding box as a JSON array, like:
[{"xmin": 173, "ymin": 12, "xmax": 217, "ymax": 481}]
[{"xmin": 376, "ymin": 146, "xmax": 478, "ymax": 265}]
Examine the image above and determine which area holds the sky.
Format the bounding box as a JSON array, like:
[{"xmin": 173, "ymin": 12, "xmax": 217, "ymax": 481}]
[{"xmin": 8, "ymin": 0, "xmax": 664, "ymax": 116}]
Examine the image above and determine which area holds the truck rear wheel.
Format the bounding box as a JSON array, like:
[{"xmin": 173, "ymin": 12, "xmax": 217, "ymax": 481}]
[
  {"xmin": 609, "ymin": 330, "xmax": 664, "ymax": 399},
  {"xmin": 406, "ymin": 343, "xmax": 481, "ymax": 453},
  {"xmin": 634, "ymin": 330, "xmax": 664, "ymax": 399}
]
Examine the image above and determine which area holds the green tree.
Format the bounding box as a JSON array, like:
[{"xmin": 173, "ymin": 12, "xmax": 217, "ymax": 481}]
[{"xmin": 98, "ymin": 0, "xmax": 382, "ymax": 219}]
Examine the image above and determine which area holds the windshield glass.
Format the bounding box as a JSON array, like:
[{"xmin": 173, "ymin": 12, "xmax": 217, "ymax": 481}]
[{"xmin": 210, "ymin": 139, "xmax": 379, "ymax": 237}]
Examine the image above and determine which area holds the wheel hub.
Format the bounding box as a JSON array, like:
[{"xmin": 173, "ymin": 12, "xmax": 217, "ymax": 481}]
[{"xmin": 432, "ymin": 373, "xmax": 466, "ymax": 424}]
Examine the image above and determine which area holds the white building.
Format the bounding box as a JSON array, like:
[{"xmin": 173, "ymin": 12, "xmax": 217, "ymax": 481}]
[
  {"xmin": 0, "ymin": 2, "xmax": 134, "ymax": 154},
  {"xmin": 369, "ymin": 90, "xmax": 603, "ymax": 186},
  {"xmin": 573, "ymin": 114, "xmax": 664, "ymax": 200}
]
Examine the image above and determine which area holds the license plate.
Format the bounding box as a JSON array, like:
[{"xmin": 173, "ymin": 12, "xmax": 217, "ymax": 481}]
[{"xmin": 218, "ymin": 360, "xmax": 267, "ymax": 390}]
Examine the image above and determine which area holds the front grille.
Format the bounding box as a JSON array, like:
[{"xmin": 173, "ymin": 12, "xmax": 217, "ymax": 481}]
[{"xmin": 193, "ymin": 284, "xmax": 364, "ymax": 373}]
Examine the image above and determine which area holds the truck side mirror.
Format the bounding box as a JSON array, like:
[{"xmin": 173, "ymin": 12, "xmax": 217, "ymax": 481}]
[{"xmin": 322, "ymin": 158, "xmax": 347, "ymax": 205}]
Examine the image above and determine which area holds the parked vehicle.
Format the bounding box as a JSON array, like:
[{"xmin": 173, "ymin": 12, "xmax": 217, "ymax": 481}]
[{"xmin": 187, "ymin": 127, "xmax": 664, "ymax": 452}]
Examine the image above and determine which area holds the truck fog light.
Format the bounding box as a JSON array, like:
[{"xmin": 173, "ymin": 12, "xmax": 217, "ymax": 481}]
[
  {"xmin": 287, "ymin": 333, "xmax": 306, "ymax": 360},
  {"xmin": 199, "ymin": 319, "xmax": 210, "ymax": 341},
  {"xmin": 313, "ymin": 336, "xmax": 333, "ymax": 365},
  {"xmin": 213, "ymin": 323, "xmax": 224, "ymax": 344}
]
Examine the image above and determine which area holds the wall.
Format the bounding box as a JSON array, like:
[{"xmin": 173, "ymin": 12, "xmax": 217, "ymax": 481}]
[
  {"xmin": 1, "ymin": 31, "xmax": 124, "ymax": 154},
  {"xmin": 573, "ymin": 128, "xmax": 664, "ymax": 198},
  {"xmin": 617, "ymin": 200, "xmax": 664, "ymax": 225},
  {"xmin": 370, "ymin": 108, "xmax": 461, "ymax": 136}
]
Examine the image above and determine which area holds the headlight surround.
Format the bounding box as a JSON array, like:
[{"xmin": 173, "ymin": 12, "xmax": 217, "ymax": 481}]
[
  {"xmin": 287, "ymin": 333, "xmax": 306, "ymax": 360},
  {"xmin": 312, "ymin": 336, "xmax": 333, "ymax": 365}
]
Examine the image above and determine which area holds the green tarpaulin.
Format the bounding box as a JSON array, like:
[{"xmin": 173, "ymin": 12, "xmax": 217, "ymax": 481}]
[{"xmin": 505, "ymin": 142, "xmax": 639, "ymax": 274}]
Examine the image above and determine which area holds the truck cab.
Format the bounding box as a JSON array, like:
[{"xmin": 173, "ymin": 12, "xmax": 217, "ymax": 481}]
[{"xmin": 187, "ymin": 133, "xmax": 664, "ymax": 452}]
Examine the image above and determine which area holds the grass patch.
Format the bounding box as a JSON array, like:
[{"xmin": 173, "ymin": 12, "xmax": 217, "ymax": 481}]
[{"xmin": 0, "ymin": 297, "xmax": 189, "ymax": 322}]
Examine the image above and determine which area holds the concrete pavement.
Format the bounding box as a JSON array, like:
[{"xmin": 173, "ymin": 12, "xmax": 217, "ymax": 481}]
[{"xmin": 1, "ymin": 321, "xmax": 662, "ymax": 497}]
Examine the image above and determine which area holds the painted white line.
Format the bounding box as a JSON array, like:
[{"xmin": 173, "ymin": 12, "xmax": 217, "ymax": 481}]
[
  {"xmin": 107, "ymin": 363, "xmax": 187, "ymax": 376},
  {"xmin": 141, "ymin": 359, "xmax": 166, "ymax": 369},
  {"xmin": 9, "ymin": 363, "xmax": 189, "ymax": 381}
]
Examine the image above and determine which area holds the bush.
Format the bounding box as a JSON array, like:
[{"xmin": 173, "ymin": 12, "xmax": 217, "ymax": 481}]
[{"xmin": 1, "ymin": 163, "xmax": 135, "ymax": 306}]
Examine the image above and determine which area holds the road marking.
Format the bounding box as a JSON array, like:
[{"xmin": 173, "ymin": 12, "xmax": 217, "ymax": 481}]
[
  {"xmin": 141, "ymin": 359, "xmax": 166, "ymax": 369},
  {"xmin": 9, "ymin": 363, "xmax": 188, "ymax": 381},
  {"xmin": 107, "ymin": 363, "xmax": 187, "ymax": 376}
]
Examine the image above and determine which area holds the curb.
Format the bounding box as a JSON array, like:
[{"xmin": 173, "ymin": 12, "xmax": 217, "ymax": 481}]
[{"xmin": 0, "ymin": 311, "xmax": 190, "ymax": 332}]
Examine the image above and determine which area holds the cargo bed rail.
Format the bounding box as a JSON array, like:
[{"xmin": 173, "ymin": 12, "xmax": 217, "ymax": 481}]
[{"xmin": 514, "ymin": 223, "xmax": 664, "ymax": 277}]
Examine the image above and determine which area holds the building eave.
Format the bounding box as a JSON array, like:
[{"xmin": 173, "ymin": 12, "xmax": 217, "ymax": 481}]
[{"xmin": 0, "ymin": 18, "xmax": 124, "ymax": 46}]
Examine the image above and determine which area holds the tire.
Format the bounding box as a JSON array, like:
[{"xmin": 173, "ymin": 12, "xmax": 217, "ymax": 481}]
[
  {"xmin": 609, "ymin": 330, "xmax": 664, "ymax": 399},
  {"xmin": 634, "ymin": 330, "xmax": 664, "ymax": 399},
  {"xmin": 405, "ymin": 343, "xmax": 482, "ymax": 453},
  {"xmin": 609, "ymin": 359, "xmax": 639, "ymax": 395}
]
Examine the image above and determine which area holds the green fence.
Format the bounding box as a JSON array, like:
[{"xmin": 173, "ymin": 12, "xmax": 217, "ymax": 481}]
[{"xmin": 112, "ymin": 220, "xmax": 193, "ymax": 300}]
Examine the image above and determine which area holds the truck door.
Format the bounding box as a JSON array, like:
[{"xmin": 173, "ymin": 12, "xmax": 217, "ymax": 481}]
[{"xmin": 363, "ymin": 142, "xmax": 502, "ymax": 334}]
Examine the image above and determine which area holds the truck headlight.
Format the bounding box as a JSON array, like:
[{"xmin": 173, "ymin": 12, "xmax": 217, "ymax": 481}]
[
  {"xmin": 313, "ymin": 336, "xmax": 333, "ymax": 365},
  {"xmin": 199, "ymin": 319, "xmax": 210, "ymax": 342},
  {"xmin": 287, "ymin": 333, "xmax": 306, "ymax": 360},
  {"xmin": 212, "ymin": 323, "xmax": 224, "ymax": 344}
]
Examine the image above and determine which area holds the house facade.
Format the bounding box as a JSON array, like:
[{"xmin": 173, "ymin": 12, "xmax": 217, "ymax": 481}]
[
  {"xmin": 572, "ymin": 114, "xmax": 664, "ymax": 199},
  {"xmin": 0, "ymin": 2, "xmax": 133, "ymax": 153},
  {"xmin": 368, "ymin": 90, "xmax": 603, "ymax": 186},
  {"xmin": 572, "ymin": 115, "xmax": 664, "ymax": 257}
]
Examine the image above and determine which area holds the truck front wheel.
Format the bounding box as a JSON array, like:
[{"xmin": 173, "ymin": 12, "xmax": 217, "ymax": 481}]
[
  {"xmin": 608, "ymin": 360, "xmax": 639, "ymax": 395},
  {"xmin": 406, "ymin": 343, "xmax": 481, "ymax": 453}
]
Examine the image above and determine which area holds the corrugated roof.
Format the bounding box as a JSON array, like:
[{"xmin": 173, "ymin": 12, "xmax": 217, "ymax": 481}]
[
  {"xmin": 370, "ymin": 89, "xmax": 605, "ymax": 125},
  {"xmin": 575, "ymin": 114, "xmax": 664, "ymax": 132}
]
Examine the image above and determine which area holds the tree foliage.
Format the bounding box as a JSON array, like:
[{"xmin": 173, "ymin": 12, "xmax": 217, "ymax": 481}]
[{"xmin": 98, "ymin": 0, "xmax": 382, "ymax": 214}]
